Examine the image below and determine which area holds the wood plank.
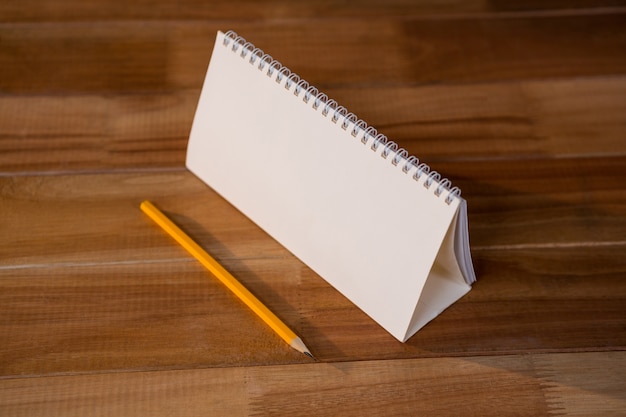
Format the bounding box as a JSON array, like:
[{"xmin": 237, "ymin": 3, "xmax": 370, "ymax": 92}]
[
  {"xmin": 0, "ymin": 173, "xmax": 286, "ymax": 267},
  {"xmin": 443, "ymin": 156, "xmax": 626, "ymax": 249},
  {"xmin": 0, "ymin": 94, "xmax": 194, "ymax": 172},
  {"xmin": 533, "ymin": 352, "xmax": 626, "ymax": 416},
  {"xmin": 2, "ymin": 1, "xmax": 625, "ymax": 22},
  {"xmin": 1, "ymin": 0, "xmax": 487, "ymax": 22},
  {"xmin": 2, "ymin": 13, "xmax": 626, "ymax": 94},
  {"xmin": 2, "ymin": 76, "xmax": 625, "ymax": 173},
  {"xmin": 0, "ymin": 352, "xmax": 624, "ymax": 416},
  {"xmin": 0, "ymin": 261, "xmax": 309, "ymax": 376},
  {"xmin": 336, "ymin": 78, "xmax": 626, "ymax": 160}
]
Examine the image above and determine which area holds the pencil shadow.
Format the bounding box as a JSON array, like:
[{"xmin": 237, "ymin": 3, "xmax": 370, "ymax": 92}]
[{"xmin": 163, "ymin": 210, "xmax": 342, "ymax": 362}]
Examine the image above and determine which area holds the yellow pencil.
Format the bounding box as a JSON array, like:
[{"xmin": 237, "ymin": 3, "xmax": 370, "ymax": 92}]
[{"xmin": 140, "ymin": 200, "xmax": 313, "ymax": 358}]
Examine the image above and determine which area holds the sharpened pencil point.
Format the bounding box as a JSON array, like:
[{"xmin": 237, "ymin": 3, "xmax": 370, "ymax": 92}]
[{"xmin": 290, "ymin": 337, "xmax": 315, "ymax": 359}]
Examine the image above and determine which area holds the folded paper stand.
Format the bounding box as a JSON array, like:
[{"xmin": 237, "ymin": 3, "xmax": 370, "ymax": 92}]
[{"xmin": 186, "ymin": 30, "xmax": 476, "ymax": 342}]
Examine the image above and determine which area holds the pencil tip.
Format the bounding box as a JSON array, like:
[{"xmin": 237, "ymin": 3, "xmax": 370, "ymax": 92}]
[{"xmin": 291, "ymin": 337, "xmax": 316, "ymax": 360}]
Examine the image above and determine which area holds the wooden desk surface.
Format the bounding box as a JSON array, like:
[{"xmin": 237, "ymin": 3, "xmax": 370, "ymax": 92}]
[{"xmin": 1, "ymin": 1, "xmax": 625, "ymax": 415}]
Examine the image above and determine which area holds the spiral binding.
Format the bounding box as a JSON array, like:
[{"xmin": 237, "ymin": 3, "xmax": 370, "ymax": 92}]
[{"xmin": 222, "ymin": 31, "xmax": 461, "ymax": 204}]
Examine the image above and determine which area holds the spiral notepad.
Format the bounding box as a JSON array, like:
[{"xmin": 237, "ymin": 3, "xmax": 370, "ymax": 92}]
[{"xmin": 186, "ymin": 30, "xmax": 476, "ymax": 342}]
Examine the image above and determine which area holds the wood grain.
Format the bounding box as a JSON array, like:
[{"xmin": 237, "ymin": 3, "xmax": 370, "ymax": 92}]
[
  {"xmin": 1, "ymin": 172, "xmax": 624, "ymax": 375},
  {"xmin": 2, "ymin": 1, "xmax": 625, "ymax": 22},
  {"xmin": 2, "ymin": 13, "xmax": 626, "ymax": 94},
  {"xmin": 1, "ymin": 247, "xmax": 624, "ymax": 375},
  {"xmin": 0, "ymin": 352, "xmax": 624, "ymax": 416},
  {"xmin": 2, "ymin": 0, "xmax": 625, "ymax": 414},
  {"xmin": 2, "ymin": 76, "xmax": 625, "ymax": 173},
  {"xmin": 1, "ymin": 165, "xmax": 625, "ymax": 267}
]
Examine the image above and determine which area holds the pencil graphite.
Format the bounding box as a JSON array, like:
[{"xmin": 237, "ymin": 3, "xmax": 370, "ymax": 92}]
[{"xmin": 140, "ymin": 200, "xmax": 313, "ymax": 358}]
